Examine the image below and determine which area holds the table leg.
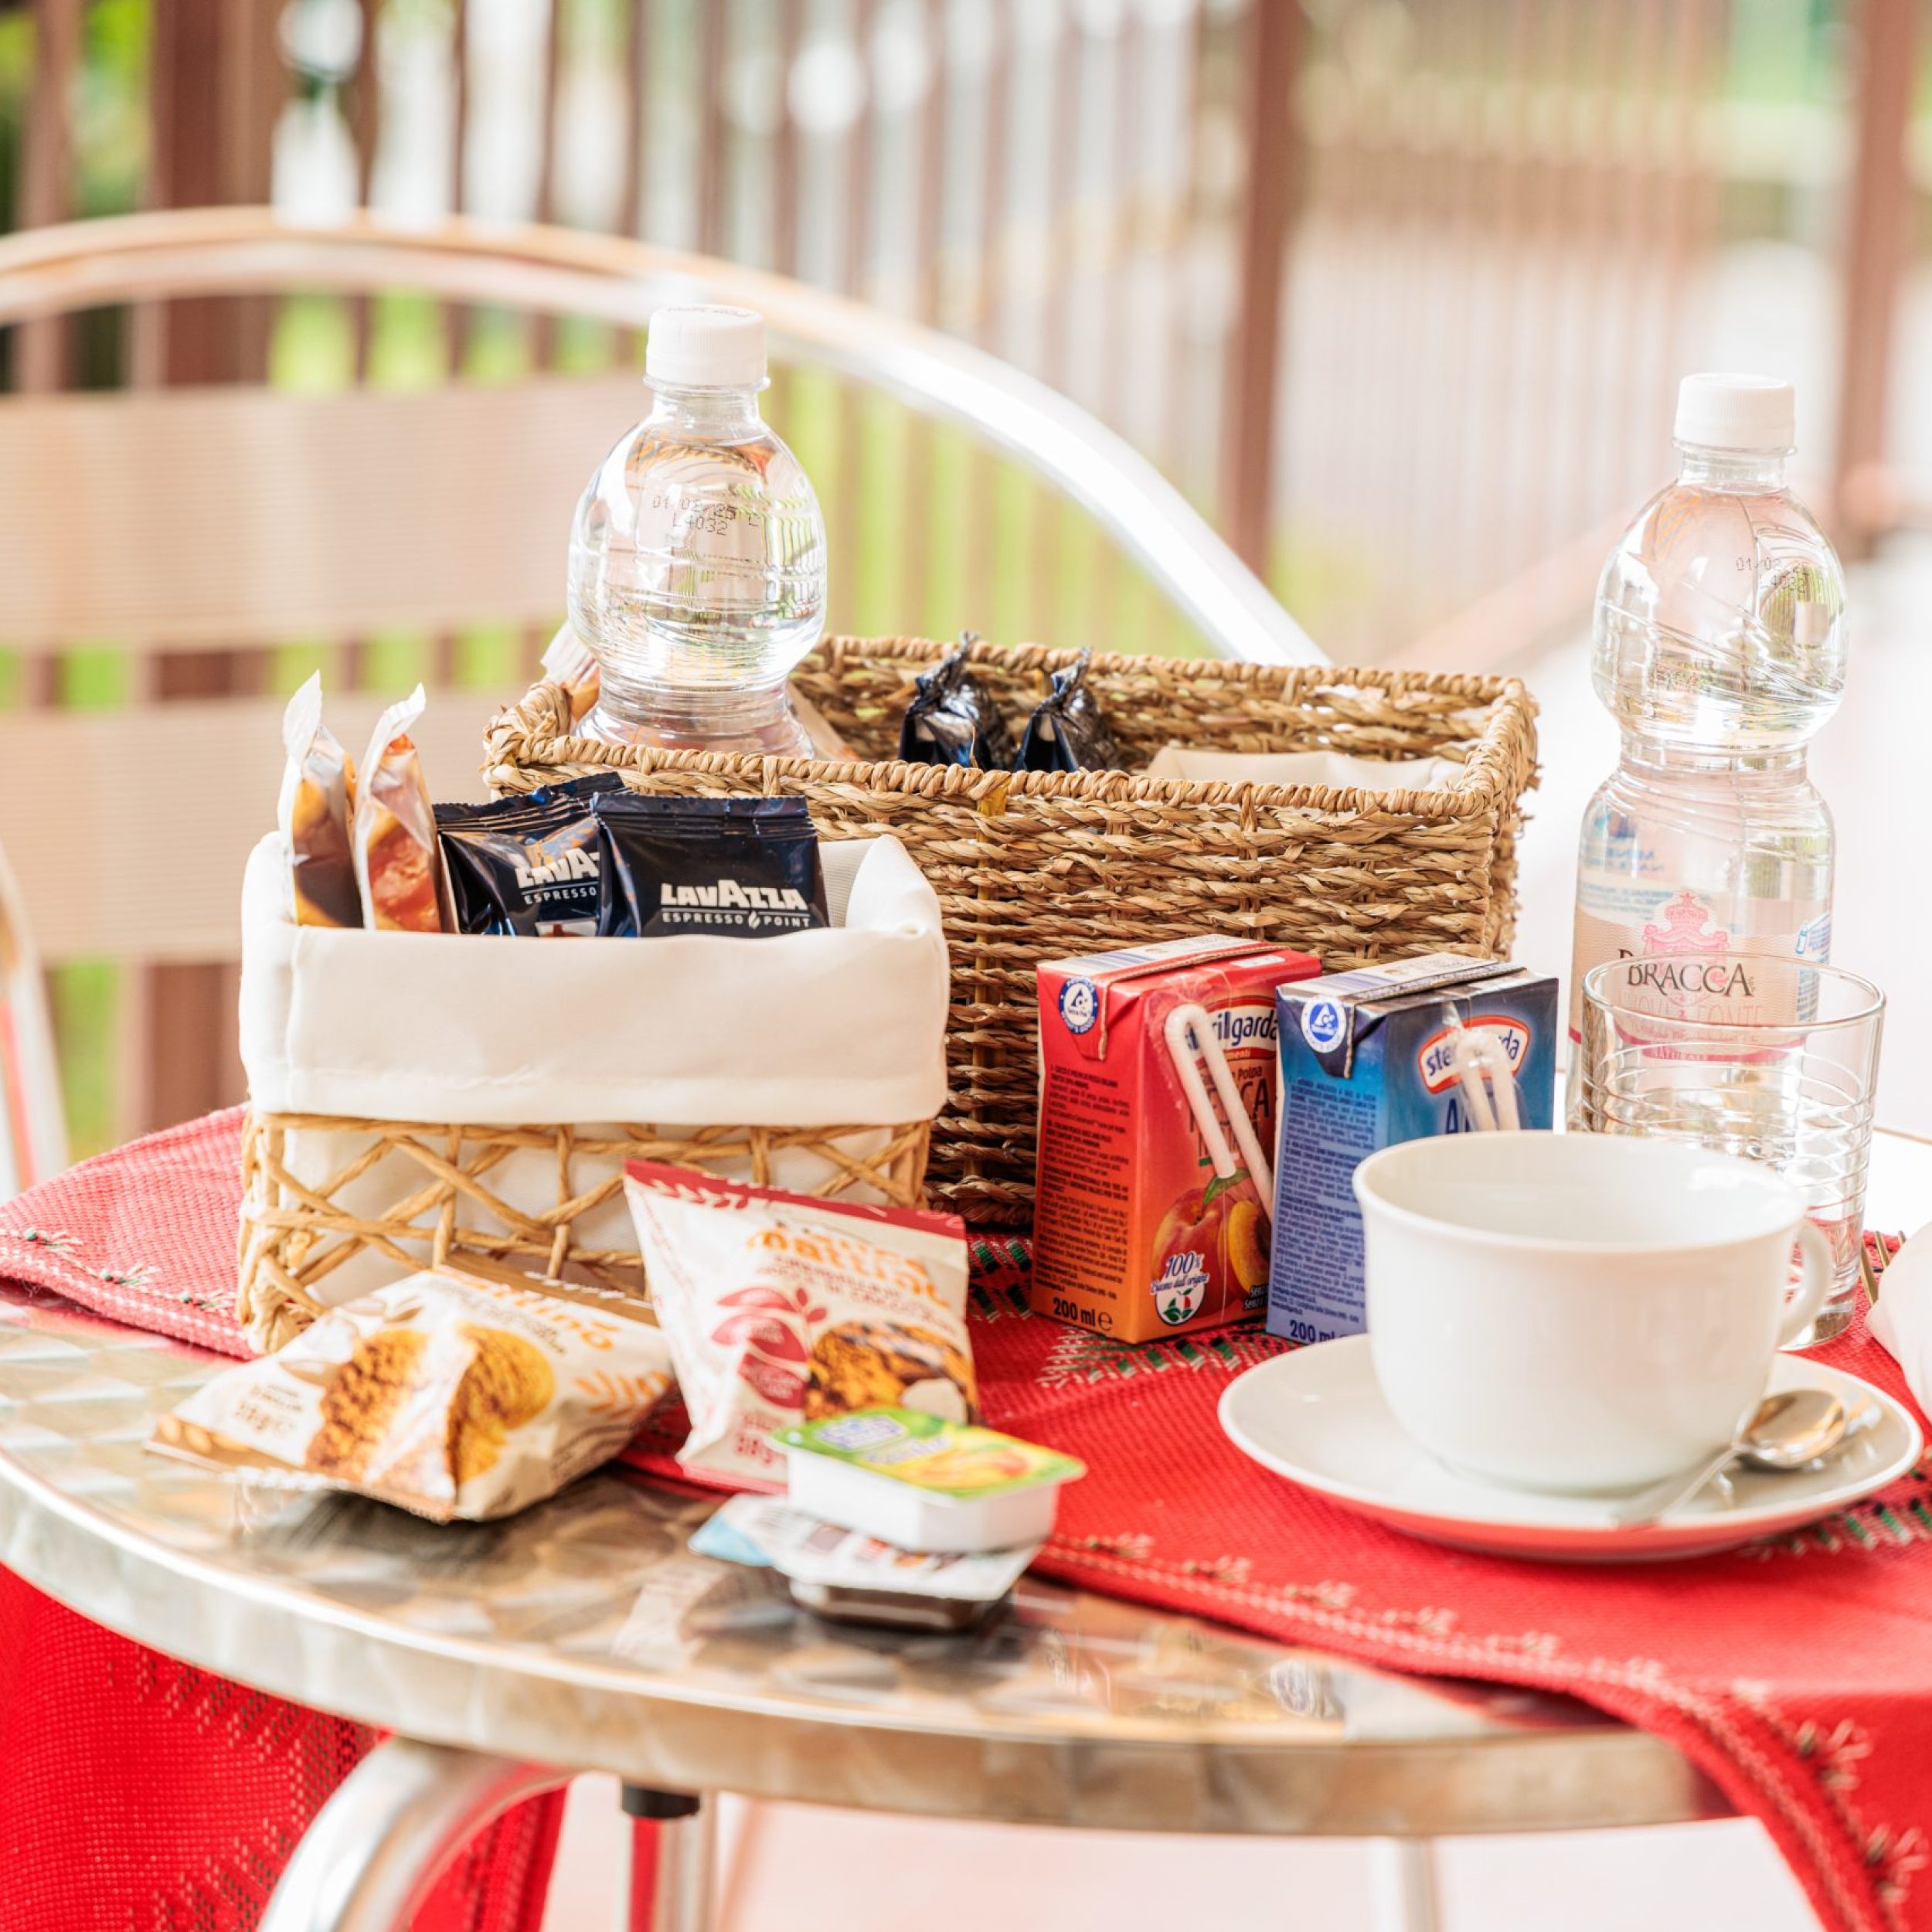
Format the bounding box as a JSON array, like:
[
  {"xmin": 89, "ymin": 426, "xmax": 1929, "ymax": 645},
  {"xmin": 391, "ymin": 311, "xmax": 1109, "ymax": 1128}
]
[
  {"xmin": 624, "ymin": 1787, "xmax": 716, "ymax": 1932},
  {"xmin": 260, "ymin": 1736, "xmax": 570, "ymax": 1932},
  {"xmin": 1369, "ymin": 1838, "xmax": 1441, "ymax": 1932}
]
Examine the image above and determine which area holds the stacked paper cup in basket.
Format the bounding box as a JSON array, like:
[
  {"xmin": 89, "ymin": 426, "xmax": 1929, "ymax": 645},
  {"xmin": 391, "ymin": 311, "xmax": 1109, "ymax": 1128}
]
[{"xmin": 233, "ymin": 827, "xmax": 950, "ymax": 1352}]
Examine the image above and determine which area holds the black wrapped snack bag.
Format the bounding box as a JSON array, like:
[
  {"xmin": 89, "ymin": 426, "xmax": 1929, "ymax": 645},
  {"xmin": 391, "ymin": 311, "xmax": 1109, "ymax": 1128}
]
[
  {"xmin": 1015, "ymin": 651, "xmax": 1127, "ymax": 774},
  {"xmin": 595, "ymin": 793, "xmax": 830, "ymax": 938},
  {"xmin": 436, "ymin": 774, "xmax": 624, "ymax": 936},
  {"xmin": 897, "ymin": 635, "xmax": 1016, "ymax": 770}
]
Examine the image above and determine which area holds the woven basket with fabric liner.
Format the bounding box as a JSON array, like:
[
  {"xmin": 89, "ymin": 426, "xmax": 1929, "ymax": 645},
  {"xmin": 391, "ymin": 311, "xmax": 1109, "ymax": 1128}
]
[
  {"xmin": 483, "ymin": 638, "xmax": 1539, "ymax": 1229},
  {"xmin": 233, "ymin": 826, "xmax": 948, "ymax": 1352}
]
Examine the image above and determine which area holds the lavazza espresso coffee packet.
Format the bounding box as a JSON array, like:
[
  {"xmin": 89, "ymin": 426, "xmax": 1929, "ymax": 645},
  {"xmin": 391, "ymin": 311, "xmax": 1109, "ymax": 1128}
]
[
  {"xmin": 897, "ymin": 636, "xmax": 1016, "ymax": 770},
  {"xmin": 594, "ymin": 793, "xmax": 829, "ymax": 939},
  {"xmin": 1015, "ymin": 651, "xmax": 1127, "ymax": 774},
  {"xmin": 437, "ymin": 774, "xmax": 623, "ymax": 936}
]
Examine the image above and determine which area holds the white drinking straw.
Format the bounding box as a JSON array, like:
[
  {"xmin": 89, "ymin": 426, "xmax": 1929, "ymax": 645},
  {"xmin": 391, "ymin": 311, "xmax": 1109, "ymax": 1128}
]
[
  {"xmin": 1445, "ymin": 1017, "xmax": 1522, "ymax": 1133},
  {"xmin": 1162, "ymin": 1003, "xmax": 1276, "ymax": 1205}
]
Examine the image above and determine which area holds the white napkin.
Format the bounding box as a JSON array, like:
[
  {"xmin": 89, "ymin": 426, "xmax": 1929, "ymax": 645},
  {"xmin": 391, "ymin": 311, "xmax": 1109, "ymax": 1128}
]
[
  {"xmin": 1143, "ymin": 745, "xmax": 1466, "ymax": 791},
  {"xmin": 1868, "ymin": 1223, "xmax": 1932, "ymax": 1410}
]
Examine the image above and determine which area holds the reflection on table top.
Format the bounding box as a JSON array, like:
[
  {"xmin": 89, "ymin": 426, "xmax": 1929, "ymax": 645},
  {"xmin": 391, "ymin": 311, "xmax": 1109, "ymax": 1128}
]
[{"xmin": 0, "ymin": 1277, "xmax": 1734, "ymax": 1836}]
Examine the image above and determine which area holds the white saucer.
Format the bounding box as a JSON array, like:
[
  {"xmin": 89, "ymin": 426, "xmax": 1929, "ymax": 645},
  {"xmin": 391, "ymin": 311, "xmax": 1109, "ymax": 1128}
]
[{"xmin": 1219, "ymin": 1336, "xmax": 1923, "ymax": 1563}]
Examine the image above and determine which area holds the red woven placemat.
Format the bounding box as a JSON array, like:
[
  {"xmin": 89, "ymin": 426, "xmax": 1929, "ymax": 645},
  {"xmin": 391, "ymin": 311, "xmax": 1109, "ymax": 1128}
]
[{"xmin": 6, "ymin": 1109, "xmax": 1932, "ymax": 1932}]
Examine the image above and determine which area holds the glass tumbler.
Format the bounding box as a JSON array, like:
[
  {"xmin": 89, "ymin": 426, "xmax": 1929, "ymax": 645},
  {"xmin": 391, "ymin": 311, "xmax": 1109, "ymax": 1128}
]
[{"xmin": 1576, "ymin": 957, "xmax": 1884, "ymax": 1345}]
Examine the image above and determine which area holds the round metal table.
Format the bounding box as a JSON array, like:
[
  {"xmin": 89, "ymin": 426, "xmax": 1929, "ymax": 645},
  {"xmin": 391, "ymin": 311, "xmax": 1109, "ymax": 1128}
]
[{"xmin": 2, "ymin": 1131, "xmax": 1923, "ymax": 1931}]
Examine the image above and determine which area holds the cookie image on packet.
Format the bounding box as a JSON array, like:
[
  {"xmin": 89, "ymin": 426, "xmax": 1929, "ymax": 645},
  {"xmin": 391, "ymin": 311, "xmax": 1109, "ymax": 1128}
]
[
  {"xmin": 308, "ymin": 1322, "xmax": 554, "ymax": 1498},
  {"xmin": 804, "ymin": 1321, "xmax": 979, "ymax": 1426},
  {"xmin": 446, "ymin": 1324, "xmax": 556, "ymax": 1482},
  {"xmin": 306, "ymin": 1326, "xmax": 434, "ymax": 1483}
]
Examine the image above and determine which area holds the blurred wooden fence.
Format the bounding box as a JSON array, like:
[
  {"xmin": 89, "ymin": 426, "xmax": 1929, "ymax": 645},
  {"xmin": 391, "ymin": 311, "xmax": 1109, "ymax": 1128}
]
[{"xmin": 0, "ymin": 0, "xmax": 1916, "ymax": 1154}]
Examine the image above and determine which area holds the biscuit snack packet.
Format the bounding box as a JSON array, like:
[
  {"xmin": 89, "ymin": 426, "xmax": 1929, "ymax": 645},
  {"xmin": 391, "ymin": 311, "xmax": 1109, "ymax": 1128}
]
[
  {"xmin": 151, "ymin": 1266, "xmax": 675, "ymax": 1522},
  {"xmin": 278, "ymin": 672, "xmax": 361, "ymax": 929},
  {"xmin": 353, "ymin": 685, "xmax": 449, "ymax": 933},
  {"xmin": 623, "ymin": 1162, "xmax": 977, "ymax": 1488}
]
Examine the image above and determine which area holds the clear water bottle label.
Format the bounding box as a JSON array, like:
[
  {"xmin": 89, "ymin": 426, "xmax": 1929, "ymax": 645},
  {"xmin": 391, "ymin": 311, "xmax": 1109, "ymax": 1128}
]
[{"xmin": 1568, "ymin": 886, "xmax": 1830, "ymax": 1043}]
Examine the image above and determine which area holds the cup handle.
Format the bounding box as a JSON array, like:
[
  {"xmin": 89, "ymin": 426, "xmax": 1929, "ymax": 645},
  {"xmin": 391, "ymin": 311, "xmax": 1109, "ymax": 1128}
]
[{"xmin": 1775, "ymin": 1221, "xmax": 1833, "ymax": 1349}]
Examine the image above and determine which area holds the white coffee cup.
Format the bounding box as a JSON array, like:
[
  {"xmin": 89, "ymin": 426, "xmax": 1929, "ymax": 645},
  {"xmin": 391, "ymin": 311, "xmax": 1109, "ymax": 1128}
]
[{"xmin": 1352, "ymin": 1132, "xmax": 1830, "ymax": 1495}]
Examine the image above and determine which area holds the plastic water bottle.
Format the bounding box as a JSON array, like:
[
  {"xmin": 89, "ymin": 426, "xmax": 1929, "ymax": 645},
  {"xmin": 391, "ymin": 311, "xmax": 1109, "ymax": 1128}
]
[
  {"xmin": 568, "ymin": 305, "xmax": 826, "ymax": 755},
  {"xmin": 1567, "ymin": 374, "xmax": 1847, "ymax": 1100}
]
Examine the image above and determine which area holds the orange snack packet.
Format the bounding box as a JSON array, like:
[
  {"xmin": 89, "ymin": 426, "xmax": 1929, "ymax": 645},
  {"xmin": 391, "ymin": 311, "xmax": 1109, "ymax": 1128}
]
[
  {"xmin": 354, "ymin": 685, "xmax": 448, "ymax": 933},
  {"xmin": 278, "ymin": 672, "xmax": 361, "ymax": 929}
]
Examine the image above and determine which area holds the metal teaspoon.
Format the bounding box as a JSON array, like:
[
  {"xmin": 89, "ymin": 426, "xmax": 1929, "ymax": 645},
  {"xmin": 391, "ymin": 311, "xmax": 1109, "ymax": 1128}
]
[{"xmin": 1613, "ymin": 1387, "xmax": 1849, "ymax": 1529}]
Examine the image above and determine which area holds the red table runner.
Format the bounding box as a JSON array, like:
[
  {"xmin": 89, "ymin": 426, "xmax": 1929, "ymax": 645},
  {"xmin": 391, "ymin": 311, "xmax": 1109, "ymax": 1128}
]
[
  {"xmin": 7, "ymin": 1109, "xmax": 1932, "ymax": 1932},
  {"xmin": 0, "ymin": 1111, "xmax": 563, "ymax": 1932}
]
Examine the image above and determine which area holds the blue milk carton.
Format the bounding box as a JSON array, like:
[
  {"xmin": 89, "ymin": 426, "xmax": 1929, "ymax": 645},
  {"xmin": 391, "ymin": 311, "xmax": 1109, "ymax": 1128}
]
[{"xmin": 1266, "ymin": 954, "xmax": 1557, "ymax": 1344}]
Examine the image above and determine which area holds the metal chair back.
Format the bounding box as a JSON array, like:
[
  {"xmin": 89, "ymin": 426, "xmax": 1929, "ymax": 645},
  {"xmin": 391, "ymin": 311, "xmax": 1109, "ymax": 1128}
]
[{"xmin": 0, "ymin": 209, "xmax": 1320, "ymax": 1145}]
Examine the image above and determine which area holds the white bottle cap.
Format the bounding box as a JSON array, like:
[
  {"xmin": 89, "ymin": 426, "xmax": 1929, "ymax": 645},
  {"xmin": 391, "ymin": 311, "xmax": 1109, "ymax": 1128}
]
[
  {"xmin": 1673, "ymin": 372, "xmax": 1796, "ymax": 453},
  {"xmin": 645, "ymin": 305, "xmax": 767, "ymax": 389}
]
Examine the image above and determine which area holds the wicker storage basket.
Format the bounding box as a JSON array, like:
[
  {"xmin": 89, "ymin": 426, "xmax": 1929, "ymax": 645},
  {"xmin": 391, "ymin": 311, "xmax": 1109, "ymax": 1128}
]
[
  {"xmin": 484, "ymin": 638, "xmax": 1540, "ymax": 1227},
  {"xmin": 238, "ymin": 1115, "xmax": 931, "ymax": 1352},
  {"xmin": 234, "ymin": 830, "xmax": 947, "ymax": 1351}
]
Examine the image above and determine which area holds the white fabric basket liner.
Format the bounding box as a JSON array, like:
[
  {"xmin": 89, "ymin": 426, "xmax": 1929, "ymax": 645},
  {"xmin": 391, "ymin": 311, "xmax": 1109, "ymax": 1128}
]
[{"xmin": 240, "ymin": 829, "xmax": 950, "ymax": 1128}]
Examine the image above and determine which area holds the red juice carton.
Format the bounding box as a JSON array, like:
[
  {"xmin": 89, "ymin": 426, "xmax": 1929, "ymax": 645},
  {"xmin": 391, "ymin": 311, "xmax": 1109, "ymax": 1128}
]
[
  {"xmin": 1032, "ymin": 937, "xmax": 1323, "ymax": 1342},
  {"xmin": 1267, "ymin": 954, "xmax": 1558, "ymax": 1345}
]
